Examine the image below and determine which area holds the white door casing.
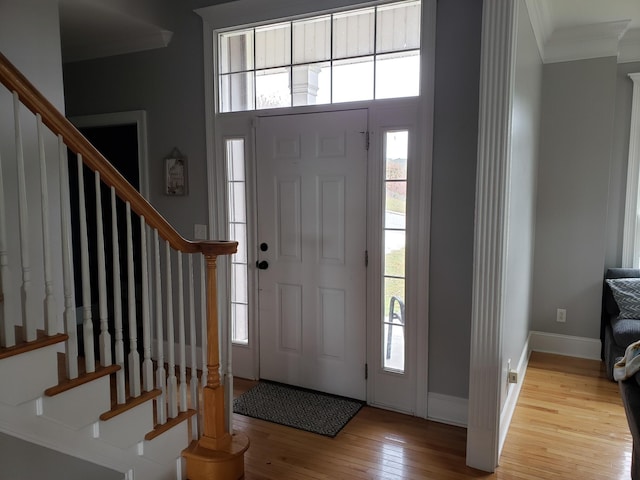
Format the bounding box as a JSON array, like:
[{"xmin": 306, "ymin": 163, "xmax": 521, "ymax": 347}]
[{"xmin": 256, "ymin": 109, "xmax": 368, "ymax": 400}]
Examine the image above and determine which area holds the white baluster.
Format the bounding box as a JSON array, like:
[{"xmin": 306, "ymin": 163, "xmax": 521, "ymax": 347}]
[
  {"xmin": 37, "ymin": 115, "xmax": 56, "ymax": 336},
  {"xmin": 77, "ymin": 155, "xmax": 95, "ymax": 373},
  {"xmin": 166, "ymin": 241, "xmax": 178, "ymax": 418},
  {"xmin": 13, "ymin": 93, "xmax": 34, "ymax": 342},
  {"xmin": 95, "ymin": 172, "xmax": 111, "ymax": 366},
  {"xmin": 126, "ymin": 202, "xmax": 141, "ymax": 397},
  {"xmin": 59, "ymin": 137, "xmax": 78, "ymax": 379},
  {"xmin": 140, "ymin": 217, "xmax": 153, "ymax": 392},
  {"xmin": 0, "ymin": 151, "xmax": 15, "ymax": 348},
  {"xmin": 177, "ymin": 251, "xmax": 187, "ymax": 412},
  {"xmin": 154, "ymin": 229, "xmax": 167, "ymax": 425},
  {"xmin": 111, "ymin": 189, "xmax": 125, "ymax": 404},
  {"xmin": 188, "ymin": 254, "xmax": 199, "ymax": 438}
]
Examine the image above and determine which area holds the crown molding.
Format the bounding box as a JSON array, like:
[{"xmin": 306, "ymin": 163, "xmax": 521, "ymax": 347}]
[
  {"xmin": 523, "ymin": 1, "xmax": 634, "ymax": 64},
  {"xmin": 544, "ymin": 19, "xmax": 630, "ymax": 63},
  {"xmin": 620, "ymin": 28, "xmax": 640, "ymax": 64},
  {"xmin": 524, "ymin": 0, "xmax": 551, "ymax": 61}
]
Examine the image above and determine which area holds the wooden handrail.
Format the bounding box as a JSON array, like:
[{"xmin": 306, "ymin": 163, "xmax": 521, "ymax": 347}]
[{"xmin": 0, "ymin": 51, "xmax": 233, "ymax": 256}]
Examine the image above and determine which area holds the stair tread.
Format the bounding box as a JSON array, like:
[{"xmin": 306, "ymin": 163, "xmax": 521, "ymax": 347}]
[
  {"xmin": 0, "ymin": 330, "xmax": 67, "ymax": 360},
  {"xmin": 100, "ymin": 388, "xmax": 161, "ymax": 421},
  {"xmin": 45, "ymin": 357, "xmax": 120, "ymax": 396},
  {"xmin": 145, "ymin": 409, "xmax": 196, "ymax": 441}
]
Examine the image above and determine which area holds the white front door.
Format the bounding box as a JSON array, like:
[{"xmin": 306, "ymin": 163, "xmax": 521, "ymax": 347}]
[{"xmin": 256, "ymin": 109, "xmax": 368, "ymax": 400}]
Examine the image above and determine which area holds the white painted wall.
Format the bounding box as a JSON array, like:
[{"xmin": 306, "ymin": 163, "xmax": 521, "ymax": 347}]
[
  {"xmin": 531, "ymin": 56, "xmax": 617, "ymax": 339},
  {"xmin": 0, "ymin": 0, "xmax": 66, "ymax": 335}
]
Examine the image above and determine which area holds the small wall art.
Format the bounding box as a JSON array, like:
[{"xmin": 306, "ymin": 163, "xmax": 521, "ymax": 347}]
[{"xmin": 165, "ymin": 147, "xmax": 187, "ymax": 196}]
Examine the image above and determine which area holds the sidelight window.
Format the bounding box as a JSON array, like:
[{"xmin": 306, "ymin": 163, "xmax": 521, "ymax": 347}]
[
  {"xmin": 217, "ymin": 0, "xmax": 421, "ymax": 113},
  {"xmin": 225, "ymin": 139, "xmax": 249, "ymax": 345},
  {"xmin": 382, "ymin": 130, "xmax": 408, "ymax": 373}
]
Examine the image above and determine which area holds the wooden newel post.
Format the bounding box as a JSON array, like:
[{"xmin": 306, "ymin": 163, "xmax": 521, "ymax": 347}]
[{"xmin": 183, "ymin": 241, "xmax": 249, "ymax": 480}]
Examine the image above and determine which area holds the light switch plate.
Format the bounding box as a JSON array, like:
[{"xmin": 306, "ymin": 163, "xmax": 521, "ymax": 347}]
[{"xmin": 194, "ymin": 224, "xmax": 207, "ymax": 240}]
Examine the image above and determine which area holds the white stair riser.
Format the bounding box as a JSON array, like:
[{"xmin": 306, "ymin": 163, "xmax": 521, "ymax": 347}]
[
  {"xmin": 42, "ymin": 376, "xmax": 112, "ymax": 429},
  {"xmin": 99, "ymin": 401, "xmax": 154, "ymax": 448},
  {"xmin": 0, "ymin": 344, "xmax": 60, "ymax": 405},
  {"xmin": 142, "ymin": 421, "xmax": 189, "ymax": 464}
]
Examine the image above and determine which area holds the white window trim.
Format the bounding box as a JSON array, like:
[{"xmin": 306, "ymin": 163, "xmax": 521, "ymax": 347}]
[{"xmin": 622, "ymin": 72, "xmax": 640, "ymax": 268}]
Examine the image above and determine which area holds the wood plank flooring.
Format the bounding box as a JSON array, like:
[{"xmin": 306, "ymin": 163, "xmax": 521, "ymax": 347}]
[{"xmin": 232, "ymin": 352, "xmax": 633, "ymax": 479}]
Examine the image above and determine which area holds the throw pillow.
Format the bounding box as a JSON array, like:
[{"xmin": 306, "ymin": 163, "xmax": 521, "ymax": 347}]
[{"xmin": 606, "ymin": 278, "xmax": 640, "ymax": 319}]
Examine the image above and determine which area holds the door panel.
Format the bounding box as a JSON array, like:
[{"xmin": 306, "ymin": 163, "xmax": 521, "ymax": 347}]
[{"xmin": 257, "ymin": 109, "xmax": 367, "ymax": 400}]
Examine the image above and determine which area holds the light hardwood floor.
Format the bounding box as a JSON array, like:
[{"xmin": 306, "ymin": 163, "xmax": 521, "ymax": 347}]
[{"xmin": 232, "ymin": 352, "xmax": 633, "ymax": 479}]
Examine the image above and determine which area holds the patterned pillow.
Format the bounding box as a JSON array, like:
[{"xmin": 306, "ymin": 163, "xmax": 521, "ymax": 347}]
[{"xmin": 606, "ymin": 278, "xmax": 640, "ymax": 319}]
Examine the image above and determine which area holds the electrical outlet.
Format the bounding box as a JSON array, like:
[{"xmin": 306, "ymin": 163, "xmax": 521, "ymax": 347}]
[
  {"xmin": 556, "ymin": 308, "xmax": 567, "ymax": 323},
  {"xmin": 508, "ymin": 370, "xmax": 518, "ymax": 384}
]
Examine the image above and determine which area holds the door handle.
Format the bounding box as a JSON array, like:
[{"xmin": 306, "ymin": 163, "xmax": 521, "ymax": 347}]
[{"xmin": 256, "ymin": 260, "xmax": 269, "ymax": 270}]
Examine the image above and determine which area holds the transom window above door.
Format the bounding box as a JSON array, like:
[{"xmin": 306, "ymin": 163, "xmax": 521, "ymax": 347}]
[{"xmin": 217, "ymin": 0, "xmax": 421, "ymax": 112}]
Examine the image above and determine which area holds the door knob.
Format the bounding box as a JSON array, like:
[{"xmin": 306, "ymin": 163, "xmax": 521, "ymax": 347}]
[{"xmin": 257, "ymin": 260, "xmax": 269, "ymax": 270}]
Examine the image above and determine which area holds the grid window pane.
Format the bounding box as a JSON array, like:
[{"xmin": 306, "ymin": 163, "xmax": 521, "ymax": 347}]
[
  {"xmin": 228, "ymin": 182, "xmax": 246, "ymax": 223},
  {"xmin": 333, "ymin": 57, "xmax": 374, "ymax": 103},
  {"xmin": 231, "ymin": 303, "xmax": 249, "ymax": 344},
  {"xmin": 293, "ymin": 16, "xmax": 331, "ymax": 64},
  {"xmin": 232, "ymin": 263, "xmax": 248, "ymax": 303},
  {"xmin": 256, "ymin": 23, "xmax": 291, "ymax": 69},
  {"xmin": 256, "ymin": 67, "xmax": 292, "ymax": 109},
  {"xmin": 292, "ymin": 63, "xmax": 331, "ymax": 106},
  {"xmin": 383, "ymin": 323, "xmax": 405, "ymax": 371},
  {"xmin": 376, "ymin": 1, "xmax": 421, "ymax": 53},
  {"xmin": 220, "ymin": 72, "xmax": 255, "ymax": 113},
  {"xmin": 226, "ymin": 139, "xmax": 245, "ymax": 181},
  {"xmin": 333, "ymin": 8, "xmax": 375, "ymax": 58},
  {"xmin": 384, "ymin": 230, "xmax": 406, "ymax": 276},
  {"xmin": 230, "ymin": 223, "xmax": 247, "ymax": 263},
  {"xmin": 217, "ymin": 1, "xmax": 421, "ymax": 112},
  {"xmin": 376, "ymin": 51, "xmax": 420, "ymax": 99},
  {"xmin": 385, "ymin": 182, "xmax": 407, "ymax": 219},
  {"xmin": 385, "ymin": 132, "xmax": 409, "ymax": 179},
  {"xmin": 219, "ymin": 30, "xmax": 254, "ymax": 74}
]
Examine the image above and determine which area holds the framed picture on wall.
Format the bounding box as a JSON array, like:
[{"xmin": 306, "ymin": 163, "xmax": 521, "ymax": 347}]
[{"xmin": 165, "ymin": 149, "xmax": 187, "ymax": 196}]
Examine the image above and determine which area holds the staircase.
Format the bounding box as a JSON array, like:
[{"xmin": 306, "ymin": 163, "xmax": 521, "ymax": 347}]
[{"xmin": 0, "ymin": 52, "xmax": 249, "ymax": 480}]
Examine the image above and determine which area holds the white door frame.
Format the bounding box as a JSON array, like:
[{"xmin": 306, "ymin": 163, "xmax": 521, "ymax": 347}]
[{"xmin": 197, "ymin": 0, "xmax": 435, "ymax": 418}]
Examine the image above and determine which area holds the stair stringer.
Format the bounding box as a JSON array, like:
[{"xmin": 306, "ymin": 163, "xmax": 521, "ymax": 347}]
[{"xmin": 0, "ymin": 346, "xmax": 191, "ymax": 480}]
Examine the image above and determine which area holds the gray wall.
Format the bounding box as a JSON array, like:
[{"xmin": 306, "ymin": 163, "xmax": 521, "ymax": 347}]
[
  {"xmin": 428, "ymin": 0, "xmax": 482, "ymax": 399},
  {"xmin": 63, "ymin": 1, "xmax": 214, "ymax": 239},
  {"xmin": 531, "ymin": 56, "xmax": 617, "ymax": 338},
  {"xmin": 500, "ymin": 1, "xmax": 542, "ymax": 407}
]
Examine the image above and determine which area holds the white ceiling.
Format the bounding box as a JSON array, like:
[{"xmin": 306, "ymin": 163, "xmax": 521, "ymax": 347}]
[
  {"xmin": 59, "ymin": 0, "xmax": 173, "ymax": 63},
  {"xmin": 57, "ymin": 0, "xmax": 640, "ymax": 64}
]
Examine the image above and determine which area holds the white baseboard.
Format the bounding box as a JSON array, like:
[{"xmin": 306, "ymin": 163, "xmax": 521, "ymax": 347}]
[
  {"xmin": 427, "ymin": 393, "xmax": 468, "ymax": 427},
  {"xmin": 529, "ymin": 331, "xmax": 601, "ymax": 360},
  {"xmin": 499, "ymin": 335, "xmax": 531, "ymax": 454}
]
